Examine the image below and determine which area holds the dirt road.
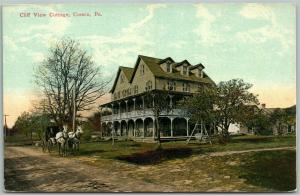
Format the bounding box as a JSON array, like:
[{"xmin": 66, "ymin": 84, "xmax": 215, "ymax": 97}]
[
  {"xmin": 4, "ymin": 146, "xmax": 295, "ymax": 192},
  {"xmin": 4, "ymin": 146, "xmax": 173, "ymax": 192}
]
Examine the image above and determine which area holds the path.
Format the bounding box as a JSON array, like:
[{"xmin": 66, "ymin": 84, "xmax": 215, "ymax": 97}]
[
  {"xmin": 4, "ymin": 146, "xmax": 295, "ymax": 192},
  {"xmin": 4, "ymin": 146, "xmax": 173, "ymax": 192}
]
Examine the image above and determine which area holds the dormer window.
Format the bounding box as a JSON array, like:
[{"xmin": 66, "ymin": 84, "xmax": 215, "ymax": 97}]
[
  {"xmin": 199, "ymin": 70, "xmax": 203, "ymax": 78},
  {"xmin": 183, "ymin": 66, "xmax": 188, "ymax": 75},
  {"xmin": 166, "ymin": 61, "xmax": 172, "ymax": 73},
  {"xmin": 166, "ymin": 63, "xmax": 171, "ymax": 72}
]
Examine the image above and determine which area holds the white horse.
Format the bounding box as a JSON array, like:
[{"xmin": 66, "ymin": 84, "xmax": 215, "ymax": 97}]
[
  {"xmin": 68, "ymin": 126, "xmax": 84, "ymax": 152},
  {"xmin": 55, "ymin": 126, "xmax": 69, "ymax": 156}
]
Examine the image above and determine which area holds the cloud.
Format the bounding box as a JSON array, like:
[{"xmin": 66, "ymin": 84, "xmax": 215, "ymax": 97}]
[
  {"xmin": 239, "ymin": 3, "xmax": 275, "ymax": 21},
  {"xmin": 79, "ymin": 4, "xmax": 165, "ymax": 70},
  {"xmin": 169, "ymin": 40, "xmax": 187, "ymax": 49},
  {"xmin": 237, "ymin": 4, "xmax": 295, "ymax": 55},
  {"xmin": 121, "ymin": 4, "xmax": 166, "ymax": 35},
  {"xmin": 5, "ymin": 5, "xmax": 71, "ymax": 47},
  {"xmin": 193, "ymin": 4, "xmax": 222, "ymax": 46}
]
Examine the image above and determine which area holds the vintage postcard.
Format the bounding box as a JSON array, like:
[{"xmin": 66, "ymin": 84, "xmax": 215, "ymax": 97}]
[{"xmin": 3, "ymin": 3, "xmax": 296, "ymax": 192}]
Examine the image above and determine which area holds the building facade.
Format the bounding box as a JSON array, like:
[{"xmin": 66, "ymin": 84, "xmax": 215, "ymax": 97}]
[
  {"xmin": 239, "ymin": 104, "xmax": 296, "ymax": 135},
  {"xmin": 100, "ymin": 55, "xmax": 215, "ymax": 141}
]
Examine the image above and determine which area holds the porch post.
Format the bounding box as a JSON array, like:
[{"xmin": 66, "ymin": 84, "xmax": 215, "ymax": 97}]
[
  {"xmin": 169, "ymin": 95, "xmax": 173, "ymax": 108},
  {"xmin": 142, "ymin": 118, "xmax": 145, "ymax": 138},
  {"xmin": 118, "ymin": 102, "xmax": 121, "ymax": 115},
  {"xmin": 152, "ymin": 117, "xmax": 155, "ymax": 138},
  {"xmin": 133, "ymin": 119, "xmax": 136, "ymax": 137},
  {"xmin": 133, "ymin": 98, "xmax": 136, "ymax": 111},
  {"xmin": 126, "ymin": 120, "xmax": 128, "ymax": 136},
  {"xmin": 170, "ymin": 117, "xmax": 173, "ymax": 137},
  {"xmin": 152, "ymin": 94, "xmax": 155, "ymax": 107},
  {"xmin": 142, "ymin": 96, "xmax": 145, "ymax": 113},
  {"xmin": 186, "ymin": 118, "xmax": 189, "ymax": 136},
  {"xmin": 125, "ymin": 100, "xmax": 128, "ymax": 112},
  {"xmin": 111, "ymin": 103, "xmax": 114, "ymax": 114}
]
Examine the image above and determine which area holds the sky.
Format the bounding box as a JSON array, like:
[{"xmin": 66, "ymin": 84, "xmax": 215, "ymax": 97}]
[{"xmin": 3, "ymin": 3, "xmax": 296, "ymax": 127}]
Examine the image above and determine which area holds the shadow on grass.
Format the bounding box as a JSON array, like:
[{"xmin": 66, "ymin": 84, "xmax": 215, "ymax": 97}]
[
  {"xmin": 238, "ymin": 150, "xmax": 296, "ymax": 192},
  {"xmin": 116, "ymin": 147, "xmax": 193, "ymax": 165}
]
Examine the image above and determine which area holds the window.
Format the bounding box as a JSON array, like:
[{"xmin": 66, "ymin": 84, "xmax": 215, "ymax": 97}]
[
  {"xmin": 183, "ymin": 83, "xmax": 186, "ymax": 91},
  {"xmin": 127, "ymin": 88, "xmax": 131, "ymax": 96},
  {"xmin": 166, "ymin": 62, "xmax": 171, "ymax": 73},
  {"xmin": 140, "ymin": 65, "xmax": 144, "ymax": 75},
  {"xmin": 183, "ymin": 83, "xmax": 190, "ymax": 92},
  {"xmin": 134, "ymin": 85, "xmax": 138, "ymax": 94},
  {"xmin": 120, "ymin": 75, "xmax": 124, "ymax": 83},
  {"xmin": 167, "ymin": 81, "xmax": 176, "ymax": 91},
  {"xmin": 183, "ymin": 66, "xmax": 188, "ymax": 75},
  {"xmin": 198, "ymin": 84, "xmax": 202, "ymax": 92},
  {"xmin": 146, "ymin": 81, "xmax": 152, "ymax": 91}
]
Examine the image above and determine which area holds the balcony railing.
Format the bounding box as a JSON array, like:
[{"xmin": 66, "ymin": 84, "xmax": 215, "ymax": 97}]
[{"xmin": 101, "ymin": 108, "xmax": 186, "ymax": 122}]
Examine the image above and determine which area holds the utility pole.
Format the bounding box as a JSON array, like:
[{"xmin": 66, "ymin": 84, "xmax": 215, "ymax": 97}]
[{"xmin": 4, "ymin": 114, "xmax": 9, "ymax": 140}]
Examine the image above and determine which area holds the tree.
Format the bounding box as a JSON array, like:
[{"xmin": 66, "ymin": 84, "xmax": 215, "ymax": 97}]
[
  {"xmin": 14, "ymin": 112, "xmax": 32, "ymax": 138},
  {"xmin": 216, "ymin": 79, "xmax": 259, "ymax": 139},
  {"xmin": 13, "ymin": 111, "xmax": 52, "ymax": 143},
  {"xmin": 144, "ymin": 90, "xmax": 172, "ymax": 147},
  {"xmin": 87, "ymin": 112, "xmax": 102, "ymax": 134},
  {"xmin": 180, "ymin": 86, "xmax": 217, "ymax": 134},
  {"xmin": 182, "ymin": 79, "xmax": 259, "ymax": 141},
  {"xmin": 80, "ymin": 112, "xmax": 102, "ymax": 141},
  {"xmin": 244, "ymin": 108, "xmax": 272, "ymax": 135},
  {"xmin": 30, "ymin": 113, "xmax": 52, "ymax": 139},
  {"xmin": 34, "ymin": 38, "xmax": 109, "ymax": 129},
  {"xmin": 270, "ymin": 108, "xmax": 288, "ymax": 135}
]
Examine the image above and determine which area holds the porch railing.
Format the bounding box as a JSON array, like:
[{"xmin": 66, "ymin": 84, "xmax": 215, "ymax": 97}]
[{"xmin": 101, "ymin": 108, "xmax": 186, "ymax": 122}]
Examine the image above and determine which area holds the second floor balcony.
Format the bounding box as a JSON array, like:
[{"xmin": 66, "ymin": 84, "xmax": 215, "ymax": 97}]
[{"xmin": 101, "ymin": 108, "xmax": 187, "ymax": 122}]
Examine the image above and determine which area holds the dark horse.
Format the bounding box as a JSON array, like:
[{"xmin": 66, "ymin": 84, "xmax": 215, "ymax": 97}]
[{"xmin": 42, "ymin": 126, "xmax": 60, "ymax": 152}]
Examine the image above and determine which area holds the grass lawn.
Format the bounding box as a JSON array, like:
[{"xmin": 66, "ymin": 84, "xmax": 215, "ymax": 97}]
[
  {"xmin": 7, "ymin": 133, "xmax": 296, "ymax": 191},
  {"xmin": 237, "ymin": 150, "xmax": 296, "ymax": 191},
  {"xmin": 70, "ymin": 135, "xmax": 296, "ymax": 192},
  {"xmin": 5, "ymin": 134, "xmax": 40, "ymax": 146},
  {"xmin": 75, "ymin": 135, "xmax": 296, "ymax": 163}
]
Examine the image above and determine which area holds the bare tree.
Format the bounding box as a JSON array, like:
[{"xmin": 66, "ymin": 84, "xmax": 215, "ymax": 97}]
[{"xmin": 34, "ymin": 38, "xmax": 110, "ymax": 128}]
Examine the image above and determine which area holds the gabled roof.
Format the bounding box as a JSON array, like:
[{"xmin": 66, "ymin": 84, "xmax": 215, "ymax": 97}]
[
  {"xmin": 137, "ymin": 55, "xmax": 215, "ymax": 84},
  {"xmin": 158, "ymin": 57, "xmax": 174, "ymax": 65},
  {"xmin": 174, "ymin": 60, "xmax": 191, "ymax": 67},
  {"xmin": 110, "ymin": 66, "xmax": 134, "ymax": 93},
  {"xmin": 190, "ymin": 63, "xmax": 205, "ymax": 70},
  {"xmin": 112, "ymin": 55, "xmax": 215, "ymax": 93},
  {"xmin": 121, "ymin": 66, "xmax": 134, "ymax": 80}
]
